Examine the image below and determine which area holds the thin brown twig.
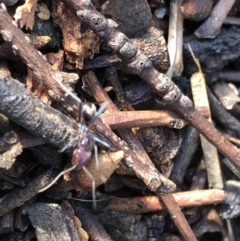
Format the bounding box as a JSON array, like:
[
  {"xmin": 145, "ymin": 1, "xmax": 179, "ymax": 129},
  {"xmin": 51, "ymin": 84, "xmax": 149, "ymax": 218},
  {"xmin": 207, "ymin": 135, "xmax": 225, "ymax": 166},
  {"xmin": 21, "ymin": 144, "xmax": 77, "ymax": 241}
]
[
  {"xmin": 101, "ymin": 110, "xmax": 186, "ymax": 129},
  {"xmin": 104, "ymin": 189, "xmax": 226, "ymax": 214},
  {"xmin": 194, "ymin": 0, "xmax": 236, "ymax": 38}
]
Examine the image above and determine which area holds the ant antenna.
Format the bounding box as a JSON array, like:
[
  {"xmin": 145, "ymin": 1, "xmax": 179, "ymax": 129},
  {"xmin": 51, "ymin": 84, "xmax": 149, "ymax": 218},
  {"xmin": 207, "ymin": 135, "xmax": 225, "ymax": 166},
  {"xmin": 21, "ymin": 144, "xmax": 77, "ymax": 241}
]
[{"xmin": 38, "ymin": 163, "xmax": 78, "ymax": 193}]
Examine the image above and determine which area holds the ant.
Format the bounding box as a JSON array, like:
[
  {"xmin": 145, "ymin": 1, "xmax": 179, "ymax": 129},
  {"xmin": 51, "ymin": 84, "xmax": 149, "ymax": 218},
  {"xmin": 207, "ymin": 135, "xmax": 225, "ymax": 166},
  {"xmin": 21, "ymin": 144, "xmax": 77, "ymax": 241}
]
[{"xmin": 38, "ymin": 101, "xmax": 109, "ymax": 207}]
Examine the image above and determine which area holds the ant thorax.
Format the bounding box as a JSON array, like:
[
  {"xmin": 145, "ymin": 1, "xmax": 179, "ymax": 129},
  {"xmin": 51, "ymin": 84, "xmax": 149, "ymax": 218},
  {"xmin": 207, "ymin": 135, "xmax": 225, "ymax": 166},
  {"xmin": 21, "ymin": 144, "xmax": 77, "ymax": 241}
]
[{"xmin": 71, "ymin": 123, "xmax": 93, "ymax": 169}]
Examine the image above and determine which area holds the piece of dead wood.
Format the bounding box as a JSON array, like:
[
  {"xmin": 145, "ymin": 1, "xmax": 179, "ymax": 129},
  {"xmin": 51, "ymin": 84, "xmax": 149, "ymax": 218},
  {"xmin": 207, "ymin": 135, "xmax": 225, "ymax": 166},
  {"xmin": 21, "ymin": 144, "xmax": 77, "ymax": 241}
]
[
  {"xmin": 0, "ymin": 142, "xmax": 22, "ymax": 171},
  {"xmin": 52, "ymin": 0, "xmax": 99, "ymax": 69},
  {"xmin": 26, "ymin": 202, "xmax": 80, "ymax": 241},
  {"xmin": 1, "ymin": 4, "xmax": 240, "ymax": 173}
]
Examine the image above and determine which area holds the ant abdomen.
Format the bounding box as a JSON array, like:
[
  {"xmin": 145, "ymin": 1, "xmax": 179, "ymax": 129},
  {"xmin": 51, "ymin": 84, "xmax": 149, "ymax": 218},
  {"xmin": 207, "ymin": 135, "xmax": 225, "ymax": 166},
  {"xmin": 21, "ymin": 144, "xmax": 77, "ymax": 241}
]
[{"xmin": 71, "ymin": 147, "xmax": 92, "ymax": 169}]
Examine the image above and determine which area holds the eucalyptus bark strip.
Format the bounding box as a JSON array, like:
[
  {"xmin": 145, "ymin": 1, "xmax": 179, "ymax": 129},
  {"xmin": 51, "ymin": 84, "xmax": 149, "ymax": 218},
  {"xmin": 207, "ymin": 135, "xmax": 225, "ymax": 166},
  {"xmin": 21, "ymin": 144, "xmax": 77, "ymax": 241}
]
[{"xmin": 63, "ymin": 0, "xmax": 240, "ymax": 172}]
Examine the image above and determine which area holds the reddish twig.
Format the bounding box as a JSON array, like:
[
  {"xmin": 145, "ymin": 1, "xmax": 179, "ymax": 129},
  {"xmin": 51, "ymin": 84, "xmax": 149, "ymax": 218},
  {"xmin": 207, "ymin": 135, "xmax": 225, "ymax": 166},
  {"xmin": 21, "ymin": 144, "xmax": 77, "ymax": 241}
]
[
  {"xmin": 101, "ymin": 110, "xmax": 186, "ymax": 129},
  {"xmin": 104, "ymin": 189, "xmax": 226, "ymax": 214}
]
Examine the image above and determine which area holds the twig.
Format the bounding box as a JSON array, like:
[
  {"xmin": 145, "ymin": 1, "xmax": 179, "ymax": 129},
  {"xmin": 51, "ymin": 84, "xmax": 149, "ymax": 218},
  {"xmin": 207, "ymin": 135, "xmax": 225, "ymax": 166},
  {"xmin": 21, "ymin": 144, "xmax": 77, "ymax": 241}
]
[
  {"xmin": 0, "ymin": 73, "xmax": 175, "ymax": 195},
  {"xmin": 104, "ymin": 189, "xmax": 226, "ymax": 214},
  {"xmin": 170, "ymin": 125, "xmax": 200, "ymax": 185},
  {"xmin": 82, "ymin": 71, "xmax": 176, "ymax": 192},
  {"xmin": 101, "ymin": 110, "xmax": 186, "ymax": 129},
  {"xmin": 207, "ymin": 70, "xmax": 240, "ymax": 83},
  {"xmin": 194, "ymin": 0, "xmax": 236, "ymax": 38},
  {"xmin": 0, "ymin": 130, "xmax": 47, "ymax": 153},
  {"xmin": 0, "ymin": 6, "xmax": 81, "ymax": 113},
  {"xmin": 207, "ymin": 87, "xmax": 240, "ymax": 138},
  {"xmin": 63, "ymin": 0, "xmax": 240, "ymax": 173},
  {"xmin": 166, "ymin": 0, "xmax": 184, "ymax": 78},
  {"xmin": 0, "ymin": 74, "xmax": 79, "ymax": 155},
  {"xmin": 0, "ymin": 169, "xmax": 57, "ymax": 217},
  {"xmin": 224, "ymin": 16, "xmax": 240, "ymax": 26},
  {"xmin": 105, "ymin": 66, "xmax": 134, "ymax": 111}
]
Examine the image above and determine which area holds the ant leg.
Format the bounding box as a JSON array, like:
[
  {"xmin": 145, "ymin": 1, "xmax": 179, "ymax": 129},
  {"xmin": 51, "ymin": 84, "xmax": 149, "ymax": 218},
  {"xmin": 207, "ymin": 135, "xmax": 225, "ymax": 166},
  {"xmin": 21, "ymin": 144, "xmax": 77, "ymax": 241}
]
[
  {"xmin": 82, "ymin": 166, "xmax": 96, "ymax": 209},
  {"xmin": 59, "ymin": 136, "xmax": 78, "ymax": 153},
  {"xmin": 38, "ymin": 163, "xmax": 78, "ymax": 193},
  {"xmin": 92, "ymin": 135, "xmax": 110, "ymax": 149},
  {"xmin": 94, "ymin": 144, "xmax": 99, "ymax": 169}
]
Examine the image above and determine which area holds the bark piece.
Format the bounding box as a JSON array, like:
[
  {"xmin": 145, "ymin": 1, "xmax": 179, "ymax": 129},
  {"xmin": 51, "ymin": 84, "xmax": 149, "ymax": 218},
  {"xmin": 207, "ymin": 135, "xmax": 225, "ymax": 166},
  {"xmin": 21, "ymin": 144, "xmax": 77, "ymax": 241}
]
[
  {"xmin": 26, "ymin": 203, "xmax": 80, "ymax": 241},
  {"xmin": 136, "ymin": 126, "xmax": 182, "ymax": 166},
  {"xmin": 131, "ymin": 26, "xmax": 169, "ymax": 73},
  {"xmin": 0, "ymin": 210, "xmax": 14, "ymax": 234},
  {"xmin": 0, "ymin": 142, "xmax": 22, "ymax": 171},
  {"xmin": 52, "ymin": 0, "xmax": 100, "ymax": 69},
  {"xmin": 193, "ymin": 208, "xmax": 227, "ymax": 240},
  {"xmin": 97, "ymin": 209, "xmax": 147, "ymax": 241},
  {"xmin": 14, "ymin": 0, "xmax": 38, "ymax": 30},
  {"xmin": 101, "ymin": 0, "xmax": 152, "ymax": 38},
  {"xmin": 184, "ymin": 26, "xmax": 240, "ymax": 73},
  {"xmin": 181, "ymin": 0, "xmax": 214, "ymax": 21}
]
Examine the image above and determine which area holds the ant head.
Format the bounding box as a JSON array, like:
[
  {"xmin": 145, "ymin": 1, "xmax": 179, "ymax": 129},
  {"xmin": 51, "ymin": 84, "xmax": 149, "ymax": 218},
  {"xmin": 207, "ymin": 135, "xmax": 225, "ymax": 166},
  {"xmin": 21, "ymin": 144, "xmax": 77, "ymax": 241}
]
[{"xmin": 82, "ymin": 102, "xmax": 97, "ymax": 122}]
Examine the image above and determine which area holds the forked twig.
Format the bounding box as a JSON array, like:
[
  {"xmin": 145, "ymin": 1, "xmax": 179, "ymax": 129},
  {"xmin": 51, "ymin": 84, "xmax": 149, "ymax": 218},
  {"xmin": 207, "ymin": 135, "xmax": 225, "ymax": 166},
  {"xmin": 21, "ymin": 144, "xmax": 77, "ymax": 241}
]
[
  {"xmin": 63, "ymin": 0, "xmax": 240, "ymax": 173},
  {"xmin": 82, "ymin": 71, "xmax": 197, "ymax": 241}
]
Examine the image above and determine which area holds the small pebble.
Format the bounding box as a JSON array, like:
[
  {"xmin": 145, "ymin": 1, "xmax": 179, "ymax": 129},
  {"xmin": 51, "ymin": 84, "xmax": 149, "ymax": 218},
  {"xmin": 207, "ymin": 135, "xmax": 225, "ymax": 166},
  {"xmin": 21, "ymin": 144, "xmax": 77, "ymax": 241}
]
[{"xmin": 154, "ymin": 8, "xmax": 167, "ymax": 19}]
